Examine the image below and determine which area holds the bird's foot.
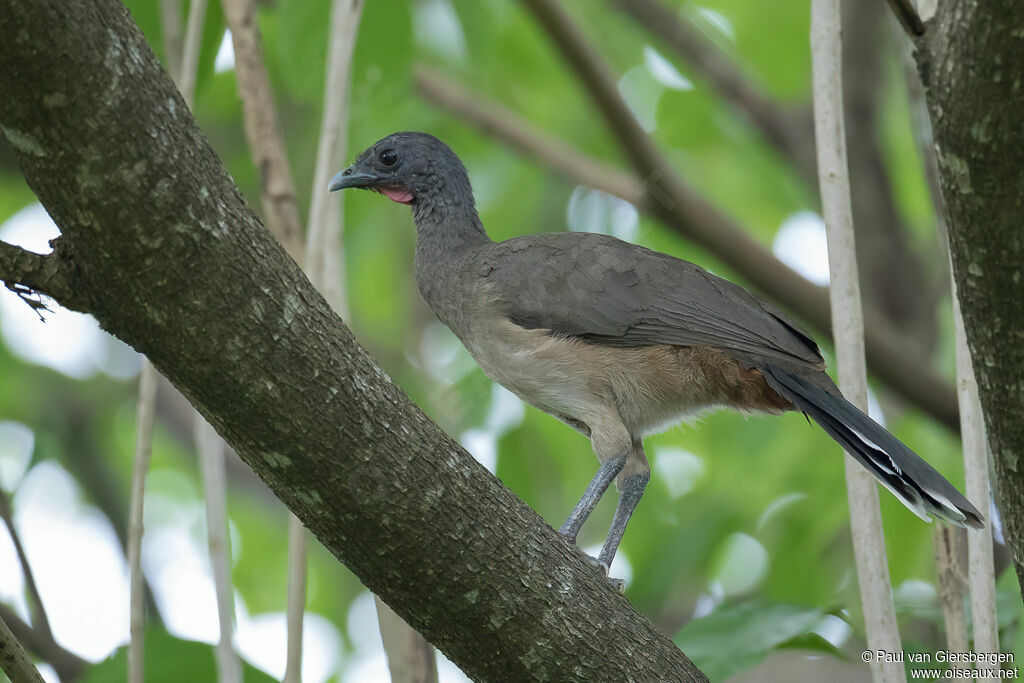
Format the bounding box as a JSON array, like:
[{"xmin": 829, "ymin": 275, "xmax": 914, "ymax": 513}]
[
  {"xmin": 581, "ymin": 553, "xmax": 626, "ymax": 593},
  {"xmin": 557, "ymin": 527, "xmax": 578, "ymax": 545}
]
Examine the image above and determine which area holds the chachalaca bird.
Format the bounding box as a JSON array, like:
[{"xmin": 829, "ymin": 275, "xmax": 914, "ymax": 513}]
[{"xmin": 329, "ymin": 132, "xmax": 984, "ymax": 582}]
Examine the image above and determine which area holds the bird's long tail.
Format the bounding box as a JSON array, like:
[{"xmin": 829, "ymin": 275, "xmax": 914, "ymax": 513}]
[{"xmin": 761, "ymin": 364, "xmax": 984, "ymax": 529}]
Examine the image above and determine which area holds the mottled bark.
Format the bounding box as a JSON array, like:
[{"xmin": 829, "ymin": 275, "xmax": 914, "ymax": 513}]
[
  {"xmin": 0, "ymin": 1, "xmax": 706, "ymax": 680},
  {"xmin": 916, "ymin": 0, "xmax": 1024, "ymax": 598}
]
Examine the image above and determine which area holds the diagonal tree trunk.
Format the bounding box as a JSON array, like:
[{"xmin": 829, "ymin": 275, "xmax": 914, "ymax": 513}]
[{"xmin": 0, "ymin": 1, "xmax": 706, "ymax": 680}]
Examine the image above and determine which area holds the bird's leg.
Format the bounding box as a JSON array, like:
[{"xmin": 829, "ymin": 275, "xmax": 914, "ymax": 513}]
[
  {"xmin": 597, "ymin": 471, "xmax": 650, "ymax": 568},
  {"xmin": 557, "ymin": 452, "xmax": 628, "ymax": 544}
]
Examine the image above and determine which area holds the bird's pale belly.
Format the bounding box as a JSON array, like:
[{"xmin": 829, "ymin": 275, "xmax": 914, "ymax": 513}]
[{"xmin": 453, "ymin": 317, "xmax": 746, "ymax": 438}]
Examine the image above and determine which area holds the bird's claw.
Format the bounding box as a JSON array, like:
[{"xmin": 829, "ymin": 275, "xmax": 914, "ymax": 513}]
[{"xmin": 582, "ymin": 553, "xmax": 626, "ymax": 593}]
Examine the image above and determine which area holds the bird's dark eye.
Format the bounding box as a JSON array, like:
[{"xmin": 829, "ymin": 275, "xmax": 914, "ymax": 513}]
[{"xmin": 379, "ymin": 148, "xmax": 399, "ymax": 166}]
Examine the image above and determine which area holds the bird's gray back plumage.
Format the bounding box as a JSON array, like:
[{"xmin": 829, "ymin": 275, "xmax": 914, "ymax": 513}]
[{"xmin": 482, "ymin": 232, "xmax": 824, "ymax": 368}]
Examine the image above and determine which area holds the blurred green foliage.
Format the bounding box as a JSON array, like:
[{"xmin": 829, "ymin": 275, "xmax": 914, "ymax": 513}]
[{"xmin": 0, "ymin": 0, "xmax": 1018, "ymax": 680}]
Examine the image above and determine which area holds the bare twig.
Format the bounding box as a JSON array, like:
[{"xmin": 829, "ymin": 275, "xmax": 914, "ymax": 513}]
[
  {"xmin": 159, "ymin": 0, "xmax": 184, "ymax": 80},
  {"xmin": 885, "ymin": 0, "xmax": 926, "ymax": 38},
  {"xmin": 610, "ymin": 0, "xmax": 817, "ymax": 183},
  {"xmin": 951, "ymin": 275, "xmax": 1000, "ymax": 668},
  {"xmin": 129, "ymin": 4, "xmax": 208, "ymax": 681},
  {"xmin": 286, "ymin": 2, "xmax": 367, "ymax": 680},
  {"xmin": 127, "ymin": 361, "xmax": 158, "ymax": 683},
  {"xmin": 811, "ymin": 1, "xmax": 904, "ymax": 681},
  {"xmin": 302, "ymin": 0, "xmax": 363, "ymax": 311},
  {"xmin": 178, "ymin": 0, "xmax": 208, "ymax": 102},
  {"xmin": 222, "ymin": 0, "xmax": 305, "ymax": 260},
  {"xmin": 0, "ymin": 492, "xmax": 85, "ymax": 681},
  {"xmin": 376, "ymin": 598, "xmax": 439, "ymax": 683},
  {"xmin": 283, "ymin": 512, "xmax": 306, "ymax": 683},
  {"xmin": 0, "ymin": 613, "xmax": 45, "ymax": 683},
  {"xmin": 196, "ymin": 416, "xmax": 242, "ymax": 683},
  {"xmin": 0, "ymin": 492, "xmax": 52, "ymax": 651},
  {"xmin": 414, "ymin": 64, "xmax": 961, "ymax": 432},
  {"xmin": 932, "ymin": 526, "xmax": 969, "ymax": 670},
  {"xmin": 0, "ymin": 604, "xmax": 85, "ymax": 682}
]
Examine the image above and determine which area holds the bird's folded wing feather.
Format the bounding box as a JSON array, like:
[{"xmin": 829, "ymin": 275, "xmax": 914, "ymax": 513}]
[{"xmin": 483, "ymin": 232, "xmax": 823, "ymax": 367}]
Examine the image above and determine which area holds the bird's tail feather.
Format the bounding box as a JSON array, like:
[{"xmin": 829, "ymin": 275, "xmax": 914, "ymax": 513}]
[{"xmin": 761, "ymin": 364, "xmax": 984, "ymax": 529}]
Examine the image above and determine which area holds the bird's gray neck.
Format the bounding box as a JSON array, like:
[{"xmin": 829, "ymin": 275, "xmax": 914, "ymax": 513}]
[{"xmin": 412, "ymin": 198, "xmax": 490, "ymax": 322}]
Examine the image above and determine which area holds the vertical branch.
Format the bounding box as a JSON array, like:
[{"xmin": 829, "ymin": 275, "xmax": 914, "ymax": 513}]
[
  {"xmin": 0, "ymin": 491, "xmax": 52, "ymax": 649},
  {"xmin": 377, "ymin": 602, "xmax": 439, "ymax": 683},
  {"xmin": 287, "ymin": 3, "xmax": 374, "ymax": 681},
  {"xmin": 301, "ymin": 0, "xmax": 361, "ymax": 295},
  {"xmin": 130, "ymin": 4, "xmax": 209, "ymax": 682},
  {"xmin": 0, "ymin": 614, "xmax": 45, "ymax": 683},
  {"xmin": 177, "ymin": 0, "xmax": 208, "ymax": 104},
  {"xmin": 283, "ymin": 513, "xmax": 306, "ymax": 683},
  {"xmin": 127, "ymin": 362, "xmax": 158, "ymax": 683},
  {"xmin": 810, "ymin": 1, "xmax": 905, "ymax": 682},
  {"xmin": 159, "ymin": 0, "xmax": 184, "ymax": 80},
  {"xmin": 178, "ymin": 4, "xmax": 244, "ymax": 680},
  {"xmin": 221, "ymin": 0, "xmax": 305, "ymax": 260},
  {"xmin": 0, "ymin": 491, "xmax": 85, "ymax": 681},
  {"xmin": 951, "ymin": 276, "xmax": 999, "ymax": 667},
  {"xmin": 196, "ymin": 416, "xmax": 242, "ymax": 683},
  {"xmin": 932, "ymin": 526, "xmax": 969, "ymax": 668}
]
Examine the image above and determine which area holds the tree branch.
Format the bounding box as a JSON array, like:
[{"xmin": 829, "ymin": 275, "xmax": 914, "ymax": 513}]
[
  {"xmin": 610, "ymin": 0, "xmax": 818, "ymax": 184},
  {"xmin": 222, "ymin": 0, "xmax": 305, "ymax": 260},
  {"xmin": 0, "ymin": 612, "xmax": 45, "ymax": 683},
  {"xmin": 0, "ymin": 492, "xmax": 53, "ymax": 659},
  {"xmin": 0, "ymin": 605, "xmax": 85, "ymax": 683},
  {"xmin": 811, "ymin": 1, "xmax": 904, "ymax": 679},
  {"xmin": 415, "ymin": 64, "xmax": 961, "ymax": 431},
  {"xmin": 0, "ymin": 241, "xmax": 84, "ymax": 312},
  {"xmin": 917, "ymin": 0, "xmax": 1024, "ymax": 601},
  {"xmin": 0, "ymin": 2, "xmax": 706, "ymax": 680}
]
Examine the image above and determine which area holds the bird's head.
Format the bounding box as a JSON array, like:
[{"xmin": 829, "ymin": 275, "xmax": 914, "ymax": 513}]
[{"xmin": 328, "ymin": 132, "xmax": 473, "ymax": 210}]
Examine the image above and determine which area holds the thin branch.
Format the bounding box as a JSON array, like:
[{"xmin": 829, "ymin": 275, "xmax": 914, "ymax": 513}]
[
  {"xmin": 0, "ymin": 605, "xmax": 85, "ymax": 683},
  {"xmin": 222, "ymin": 0, "xmax": 305, "ymax": 260},
  {"xmin": 195, "ymin": 416, "xmax": 242, "ymax": 683},
  {"xmin": 129, "ymin": 5, "xmax": 208, "ymax": 680},
  {"xmin": 932, "ymin": 526, "xmax": 969, "ymax": 670},
  {"xmin": 127, "ymin": 361, "xmax": 158, "ymax": 683},
  {"xmin": 414, "ymin": 64, "xmax": 962, "ymax": 431},
  {"xmin": 177, "ymin": 0, "xmax": 207, "ymax": 103},
  {"xmin": 302, "ymin": 0, "xmax": 363, "ymax": 310},
  {"xmin": 0, "ymin": 492, "xmax": 52, "ymax": 652},
  {"xmin": 811, "ymin": 1, "xmax": 905, "ymax": 681},
  {"xmin": 951, "ymin": 275, "xmax": 1000, "ymax": 668},
  {"xmin": 0, "ymin": 494, "xmax": 85, "ymax": 681},
  {"xmin": 287, "ymin": 2, "xmax": 368, "ymax": 680},
  {"xmin": 0, "ymin": 613, "xmax": 45, "ymax": 683},
  {"xmin": 610, "ymin": 0, "xmax": 817, "ymax": 183},
  {"xmin": 885, "ymin": 0, "xmax": 926, "ymax": 38},
  {"xmin": 376, "ymin": 597, "xmax": 439, "ymax": 683},
  {"xmin": 283, "ymin": 513, "xmax": 306, "ymax": 683},
  {"xmin": 168, "ymin": 3, "xmax": 244, "ymax": 680},
  {"xmin": 159, "ymin": 0, "xmax": 184, "ymax": 81}
]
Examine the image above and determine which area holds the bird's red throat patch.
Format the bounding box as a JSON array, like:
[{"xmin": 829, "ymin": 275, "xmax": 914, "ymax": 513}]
[{"xmin": 380, "ymin": 187, "xmax": 415, "ymax": 204}]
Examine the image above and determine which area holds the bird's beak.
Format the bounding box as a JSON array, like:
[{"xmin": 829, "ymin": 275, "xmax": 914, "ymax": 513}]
[{"xmin": 328, "ymin": 166, "xmax": 379, "ymax": 192}]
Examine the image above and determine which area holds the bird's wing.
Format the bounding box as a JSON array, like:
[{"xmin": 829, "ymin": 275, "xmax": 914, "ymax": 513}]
[{"xmin": 484, "ymin": 232, "xmax": 823, "ymax": 367}]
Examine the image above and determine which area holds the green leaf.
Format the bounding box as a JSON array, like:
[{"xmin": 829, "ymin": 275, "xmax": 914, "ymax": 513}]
[{"xmin": 674, "ymin": 600, "xmax": 825, "ymax": 679}]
